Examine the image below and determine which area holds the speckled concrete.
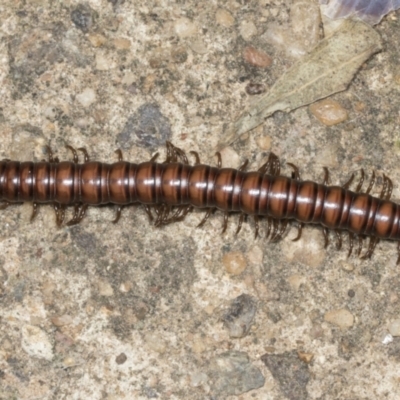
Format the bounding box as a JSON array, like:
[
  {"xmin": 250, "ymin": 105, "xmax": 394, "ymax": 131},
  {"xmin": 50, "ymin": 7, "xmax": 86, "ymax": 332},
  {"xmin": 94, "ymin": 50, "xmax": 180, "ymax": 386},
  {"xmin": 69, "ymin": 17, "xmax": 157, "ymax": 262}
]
[{"xmin": 1, "ymin": 1, "xmax": 400, "ymax": 399}]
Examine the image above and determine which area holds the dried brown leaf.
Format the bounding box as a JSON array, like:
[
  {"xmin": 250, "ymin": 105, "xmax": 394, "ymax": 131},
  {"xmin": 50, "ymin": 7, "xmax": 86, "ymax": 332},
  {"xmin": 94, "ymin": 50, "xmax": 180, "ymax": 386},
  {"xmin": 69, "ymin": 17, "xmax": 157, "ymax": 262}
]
[{"xmin": 219, "ymin": 20, "xmax": 382, "ymax": 149}]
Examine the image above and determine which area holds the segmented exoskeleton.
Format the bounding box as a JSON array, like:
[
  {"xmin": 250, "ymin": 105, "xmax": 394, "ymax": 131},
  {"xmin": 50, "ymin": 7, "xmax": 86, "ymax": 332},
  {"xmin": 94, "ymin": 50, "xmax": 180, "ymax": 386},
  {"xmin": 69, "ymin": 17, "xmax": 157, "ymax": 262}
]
[{"xmin": 1, "ymin": 142, "xmax": 399, "ymax": 262}]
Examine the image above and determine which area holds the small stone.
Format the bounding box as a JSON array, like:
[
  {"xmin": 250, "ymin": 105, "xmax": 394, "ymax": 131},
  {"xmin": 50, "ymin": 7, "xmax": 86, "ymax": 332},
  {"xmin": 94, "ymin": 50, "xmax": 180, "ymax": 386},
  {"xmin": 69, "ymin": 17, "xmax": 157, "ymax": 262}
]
[
  {"xmin": 146, "ymin": 333, "xmax": 166, "ymax": 354},
  {"xmin": 309, "ymin": 99, "xmax": 348, "ymax": 126},
  {"xmin": 62, "ymin": 357, "xmax": 76, "ymax": 368},
  {"xmin": 21, "ymin": 325, "xmax": 54, "ymax": 361},
  {"xmin": 340, "ymin": 261, "xmax": 355, "ymax": 272},
  {"xmin": 261, "ymin": 351, "xmax": 310, "ymax": 399},
  {"xmin": 239, "ymin": 20, "xmax": 257, "ymax": 41},
  {"xmin": 98, "ymin": 280, "xmax": 114, "ymax": 296},
  {"xmin": 298, "ymin": 351, "xmax": 314, "ymax": 364},
  {"xmin": 171, "ymin": 46, "xmax": 188, "ymax": 64},
  {"xmin": 389, "ymin": 319, "xmax": 400, "ymax": 336},
  {"xmin": 223, "ymin": 252, "xmax": 247, "ymax": 275},
  {"xmin": 88, "ymin": 33, "xmax": 107, "ymax": 47},
  {"xmin": 190, "ymin": 39, "xmax": 208, "ymax": 54},
  {"xmin": 245, "ymin": 83, "xmax": 266, "ymax": 95},
  {"xmin": 215, "ymin": 9, "xmax": 235, "ymax": 27},
  {"xmin": 71, "ymin": 4, "xmax": 94, "ymax": 33},
  {"xmin": 96, "ymin": 54, "xmax": 115, "ymax": 70},
  {"xmin": 76, "ymin": 88, "xmax": 96, "ymax": 107},
  {"xmin": 113, "ymin": 38, "xmax": 131, "ymax": 50},
  {"xmin": 222, "ymin": 294, "xmax": 257, "ymax": 338},
  {"xmin": 209, "ymin": 351, "xmax": 265, "ymax": 396},
  {"xmin": 174, "ymin": 17, "xmax": 197, "ymax": 38},
  {"xmin": 256, "ymin": 135, "xmax": 272, "ymax": 150},
  {"xmin": 287, "ymin": 274, "xmax": 305, "ymax": 291},
  {"xmin": 324, "ymin": 308, "xmax": 354, "ymax": 329},
  {"xmin": 115, "ymin": 352, "xmax": 127, "ymax": 364},
  {"xmin": 51, "ymin": 314, "xmax": 73, "ymax": 327},
  {"xmin": 219, "ymin": 147, "xmax": 240, "ymax": 168},
  {"xmin": 243, "ymin": 46, "xmax": 272, "ymax": 68}
]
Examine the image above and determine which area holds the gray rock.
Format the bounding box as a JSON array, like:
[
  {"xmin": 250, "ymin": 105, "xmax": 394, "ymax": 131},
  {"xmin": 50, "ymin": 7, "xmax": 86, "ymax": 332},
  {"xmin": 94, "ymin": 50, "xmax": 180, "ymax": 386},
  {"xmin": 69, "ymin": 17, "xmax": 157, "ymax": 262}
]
[
  {"xmin": 221, "ymin": 294, "xmax": 257, "ymax": 338},
  {"xmin": 209, "ymin": 351, "xmax": 265, "ymax": 396},
  {"xmin": 261, "ymin": 350, "xmax": 310, "ymax": 400}
]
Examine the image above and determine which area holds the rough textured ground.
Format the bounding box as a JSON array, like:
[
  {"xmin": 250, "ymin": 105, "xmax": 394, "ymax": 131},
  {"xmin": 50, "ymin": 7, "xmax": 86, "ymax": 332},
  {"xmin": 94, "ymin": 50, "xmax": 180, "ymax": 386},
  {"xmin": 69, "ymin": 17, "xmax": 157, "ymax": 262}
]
[{"xmin": 1, "ymin": 1, "xmax": 400, "ymax": 399}]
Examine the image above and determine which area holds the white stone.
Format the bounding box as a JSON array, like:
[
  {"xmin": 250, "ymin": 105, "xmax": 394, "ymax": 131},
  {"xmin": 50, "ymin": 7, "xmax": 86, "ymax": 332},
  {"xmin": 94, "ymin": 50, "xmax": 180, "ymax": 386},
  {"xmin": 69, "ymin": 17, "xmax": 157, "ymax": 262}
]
[
  {"xmin": 239, "ymin": 20, "xmax": 257, "ymax": 41},
  {"xmin": 76, "ymin": 88, "xmax": 96, "ymax": 107},
  {"xmin": 21, "ymin": 325, "xmax": 53, "ymax": 361},
  {"xmin": 174, "ymin": 17, "xmax": 197, "ymax": 38},
  {"xmin": 324, "ymin": 309, "xmax": 354, "ymax": 329},
  {"xmin": 389, "ymin": 319, "xmax": 400, "ymax": 336}
]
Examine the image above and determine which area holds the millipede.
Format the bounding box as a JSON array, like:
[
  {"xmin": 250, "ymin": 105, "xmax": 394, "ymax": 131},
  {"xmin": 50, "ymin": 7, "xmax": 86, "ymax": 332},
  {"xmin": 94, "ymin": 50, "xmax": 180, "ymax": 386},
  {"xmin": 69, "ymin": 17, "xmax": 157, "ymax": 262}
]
[{"xmin": 1, "ymin": 141, "xmax": 400, "ymax": 262}]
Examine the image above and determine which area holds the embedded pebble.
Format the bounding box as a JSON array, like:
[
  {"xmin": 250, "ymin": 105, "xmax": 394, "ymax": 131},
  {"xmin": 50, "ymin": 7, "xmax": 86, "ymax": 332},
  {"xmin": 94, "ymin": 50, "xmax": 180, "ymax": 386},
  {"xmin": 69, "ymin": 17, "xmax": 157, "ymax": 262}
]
[
  {"xmin": 190, "ymin": 39, "xmax": 208, "ymax": 54},
  {"xmin": 88, "ymin": 33, "xmax": 107, "ymax": 47},
  {"xmin": 219, "ymin": 147, "xmax": 240, "ymax": 168},
  {"xmin": 324, "ymin": 308, "xmax": 354, "ymax": 329},
  {"xmin": 51, "ymin": 314, "xmax": 73, "ymax": 327},
  {"xmin": 239, "ymin": 21, "xmax": 257, "ymax": 41},
  {"xmin": 243, "ymin": 46, "xmax": 272, "ymax": 68},
  {"xmin": 171, "ymin": 46, "xmax": 188, "ymax": 64},
  {"xmin": 309, "ymin": 99, "xmax": 348, "ymax": 126},
  {"xmin": 298, "ymin": 351, "xmax": 314, "ymax": 364},
  {"xmin": 21, "ymin": 325, "xmax": 54, "ymax": 361},
  {"xmin": 146, "ymin": 333, "xmax": 167, "ymax": 353},
  {"xmin": 209, "ymin": 351, "xmax": 265, "ymax": 396},
  {"xmin": 96, "ymin": 54, "xmax": 115, "ymax": 70},
  {"xmin": 222, "ymin": 294, "xmax": 257, "ymax": 338},
  {"xmin": 117, "ymin": 103, "xmax": 171, "ymax": 150},
  {"xmin": 113, "ymin": 38, "xmax": 131, "ymax": 50},
  {"xmin": 389, "ymin": 319, "xmax": 400, "ymax": 336},
  {"xmin": 98, "ymin": 280, "xmax": 114, "ymax": 296},
  {"xmin": 223, "ymin": 252, "xmax": 247, "ymax": 275},
  {"xmin": 115, "ymin": 352, "xmax": 128, "ymax": 364},
  {"xmin": 174, "ymin": 17, "xmax": 197, "ymax": 38},
  {"xmin": 76, "ymin": 88, "xmax": 96, "ymax": 107},
  {"xmin": 256, "ymin": 135, "xmax": 272, "ymax": 150},
  {"xmin": 287, "ymin": 274, "xmax": 306, "ymax": 291},
  {"xmin": 71, "ymin": 4, "xmax": 94, "ymax": 33},
  {"xmin": 261, "ymin": 350, "xmax": 310, "ymax": 399},
  {"xmin": 216, "ymin": 9, "xmax": 235, "ymax": 27},
  {"xmin": 245, "ymin": 83, "xmax": 266, "ymax": 95}
]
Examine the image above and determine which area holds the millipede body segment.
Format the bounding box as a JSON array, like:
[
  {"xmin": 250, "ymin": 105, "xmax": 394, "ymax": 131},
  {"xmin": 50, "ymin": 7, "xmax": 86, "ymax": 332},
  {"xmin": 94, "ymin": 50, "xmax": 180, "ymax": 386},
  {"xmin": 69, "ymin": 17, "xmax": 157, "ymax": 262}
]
[{"xmin": 0, "ymin": 142, "xmax": 399, "ymax": 261}]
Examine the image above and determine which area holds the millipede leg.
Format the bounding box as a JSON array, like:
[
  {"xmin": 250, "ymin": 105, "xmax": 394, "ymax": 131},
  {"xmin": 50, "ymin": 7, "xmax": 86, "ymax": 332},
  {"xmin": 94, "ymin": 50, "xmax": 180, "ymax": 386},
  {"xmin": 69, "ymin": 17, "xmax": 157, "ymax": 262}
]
[
  {"xmin": 221, "ymin": 212, "xmax": 229, "ymax": 234},
  {"xmin": 380, "ymin": 174, "xmax": 393, "ymax": 200},
  {"xmin": 365, "ymin": 171, "xmax": 375, "ymax": 194},
  {"xmin": 112, "ymin": 206, "xmax": 123, "ymax": 223},
  {"xmin": 144, "ymin": 205, "xmax": 154, "ymax": 221},
  {"xmin": 361, "ymin": 237, "xmax": 379, "ymax": 259},
  {"xmin": 197, "ymin": 208, "xmax": 213, "ymax": 227},
  {"xmin": 30, "ymin": 202, "xmax": 38, "ymax": 221},
  {"xmin": 66, "ymin": 145, "xmax": 79, "ymax": 163},
  {"xmin": 53, "ymin": 203, "xmax": 66, "ymax": 227},
  {"xmin": 287, "ymin": 163, "xmax": 300, "ymax": 180},
  {"xmin": 270, "ymin": 219, "xmax": 279, "ymax": 241},
  {"xmin": 215, "ymin": 152, "xmax": 222, "ymax": 168},
  {"xmin": 292, "ymin": 223, "xmax": 304, "ymax": 241},
  {"xmin": 322, "ymin": 167, "xmax": 329, "ymax": 185},
  {"xmin": 239, "ymin": 159, "xmax": 249, "ymax": 172},
  {"xmin": 335, "ymin": 230, "xmax": 342, "ymax": 250},
  {"xmin": 45, "ymin": 145, "xmax": 55, "ymax": 162},
  {"xmin": 189, "ymin": 151, "xmax": 201, "ymax": 165},
  {"xmin": 355, "ymin": 169, "xmax": 365, "ymax": 192},
  {"xmin": 323, "ymin": 228, "xmax": 329, "ymax": 248},
  {"xmin": 357, "ymin": 236, "xmax": 364, "ymax": 256},
  {"xmin": 66, "ymin": 204, "xmax": 88, "ymax": 226},
  {"xmin": 342, "ymin": 173, "xmax": 355, "ymax": 189},
  {"xmin": 347, "ymin": 232, "xmax": 354, "ymax": 257},
  {"xmin": 254, "ymin": 215, "xmax": 259, "ymax": 239},
  {"xmin": 150, "ymin": 152, "xmax": 159, "ymax": 162},
  {"xmin": 265, "ymin": 218, "xmax": 272, "ymax": 238},
  {"xmin": 236, "ymin": 214, "xmax": 244, "ymax": 235},
  {"xmin": 115, "ymin": 149, "xmax": 123, "ymax": 162},
  {"xmin": 272, "ymin": 220, "xmax": 288, "ymax": 242},
  {"xmin": 397, "ymin": 242, "xmax": 400, "ymax": 265},
  {"xmin": 78, "ymin": 147, "xmax": 90, "ymax": 163}
]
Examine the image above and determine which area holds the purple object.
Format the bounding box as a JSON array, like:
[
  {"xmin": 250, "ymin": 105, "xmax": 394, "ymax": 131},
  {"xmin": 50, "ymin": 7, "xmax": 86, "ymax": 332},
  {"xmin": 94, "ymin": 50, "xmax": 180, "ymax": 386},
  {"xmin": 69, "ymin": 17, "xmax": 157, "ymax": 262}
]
[{"xmin": 321, "ymin": 0, "xmax": 400, "ymax": 25}]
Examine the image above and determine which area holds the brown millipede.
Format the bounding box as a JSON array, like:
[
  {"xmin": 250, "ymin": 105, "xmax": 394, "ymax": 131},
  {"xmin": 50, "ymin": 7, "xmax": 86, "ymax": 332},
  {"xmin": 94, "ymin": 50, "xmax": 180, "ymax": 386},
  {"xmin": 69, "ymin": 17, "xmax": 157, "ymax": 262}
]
[{"xmin": 1, "ymin": 141, "xmax": 399, "ymax": 262}]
